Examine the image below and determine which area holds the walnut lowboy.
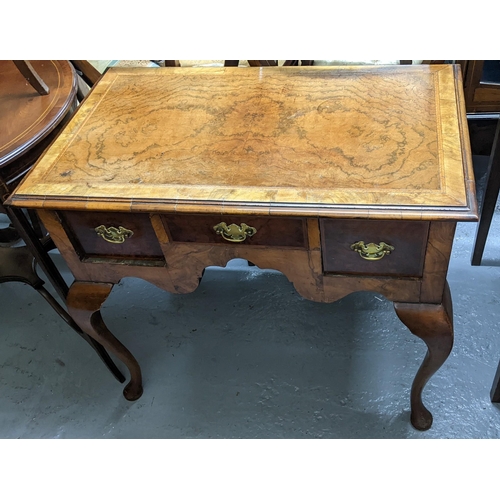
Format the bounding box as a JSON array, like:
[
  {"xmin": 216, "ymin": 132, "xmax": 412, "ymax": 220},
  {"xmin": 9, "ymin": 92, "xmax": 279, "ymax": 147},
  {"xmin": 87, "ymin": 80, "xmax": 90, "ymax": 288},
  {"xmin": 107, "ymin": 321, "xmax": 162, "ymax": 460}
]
[{"xmin": 7, "ymin": 65, "xmax": 477, "ymax": 431}]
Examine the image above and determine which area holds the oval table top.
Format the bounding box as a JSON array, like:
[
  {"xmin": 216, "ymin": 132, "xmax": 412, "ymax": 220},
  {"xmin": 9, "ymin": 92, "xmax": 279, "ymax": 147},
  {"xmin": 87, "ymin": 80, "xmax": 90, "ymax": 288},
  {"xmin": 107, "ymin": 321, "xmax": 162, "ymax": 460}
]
[{"xmin": 0, "ymin": 60, "xmax": 77, "ymax": 168}]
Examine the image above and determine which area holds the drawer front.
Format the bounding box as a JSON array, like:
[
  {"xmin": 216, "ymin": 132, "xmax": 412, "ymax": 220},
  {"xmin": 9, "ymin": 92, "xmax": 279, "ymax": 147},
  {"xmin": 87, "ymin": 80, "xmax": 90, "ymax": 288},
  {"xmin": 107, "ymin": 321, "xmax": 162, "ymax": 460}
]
[
  {"xmin": 320, "ymin": 219, "xmax": 429, "ymax": 277},
  {"xmin": 162, "ymin": 214, "xmax": 307, "ymax": 248},
  {"xmin": 60, "ymin": 211, "xmax": 164, "ymax": 259}
]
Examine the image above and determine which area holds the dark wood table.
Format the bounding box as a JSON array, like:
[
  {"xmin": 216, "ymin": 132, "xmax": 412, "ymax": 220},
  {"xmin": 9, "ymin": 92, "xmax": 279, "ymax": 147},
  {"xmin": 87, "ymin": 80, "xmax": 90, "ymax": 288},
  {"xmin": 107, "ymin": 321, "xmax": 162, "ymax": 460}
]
[
  {"xmin": 8, "ymin": 65, "xmax": 478, "ymax": 430},
  {"xmin": 0, "ymin": 60, "xmax": 123, "ymax": 382},
  {"xmin": 1, "ymin": 60, "xmax": 77, "ymax": 294}
]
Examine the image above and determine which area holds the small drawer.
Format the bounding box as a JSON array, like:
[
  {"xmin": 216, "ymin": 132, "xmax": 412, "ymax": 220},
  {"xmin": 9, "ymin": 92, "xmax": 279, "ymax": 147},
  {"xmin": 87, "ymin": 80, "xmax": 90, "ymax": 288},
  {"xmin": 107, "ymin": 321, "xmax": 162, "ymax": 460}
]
[
  {"xmin": 320, "ymin": 219, "xmax": 429, "ymax": 277},
  {"xmin": 59, "ymin": 211, "xmax": 164, "ymax": 260},
  {"xmin": 162, "ymin": 214, "xmax": 308, "ymax": 248}
]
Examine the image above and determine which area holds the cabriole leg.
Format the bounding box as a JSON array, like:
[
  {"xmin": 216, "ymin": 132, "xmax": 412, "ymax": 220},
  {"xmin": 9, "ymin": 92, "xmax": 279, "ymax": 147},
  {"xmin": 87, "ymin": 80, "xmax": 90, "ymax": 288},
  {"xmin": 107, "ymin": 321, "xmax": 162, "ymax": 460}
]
[{"xmin": 394, "ymin": 282, "xmax": 453, "ymax": 431}]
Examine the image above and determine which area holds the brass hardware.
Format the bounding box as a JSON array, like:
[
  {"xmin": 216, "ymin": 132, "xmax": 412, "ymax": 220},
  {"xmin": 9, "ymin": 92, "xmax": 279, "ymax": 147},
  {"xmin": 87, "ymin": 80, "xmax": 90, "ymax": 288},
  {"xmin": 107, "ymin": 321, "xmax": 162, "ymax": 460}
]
[
  {"xmin": 350, "ymin": 241, "xmax": 395, "ymax": 260},
  {"xmin": 95, "ymin": 225, "xmax": 134, "ymax": 244},
  {"xmin": 213, "ymin": 222, "xmax": 257, "ymax": 243}
]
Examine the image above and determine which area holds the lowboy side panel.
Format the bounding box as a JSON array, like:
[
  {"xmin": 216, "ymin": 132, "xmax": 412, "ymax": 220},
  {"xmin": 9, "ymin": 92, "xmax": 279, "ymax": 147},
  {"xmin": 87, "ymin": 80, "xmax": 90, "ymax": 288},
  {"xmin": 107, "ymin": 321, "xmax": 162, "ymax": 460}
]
[{"xmin": 420, "ymin": 222, "xmax": 457, "ymax": 303}]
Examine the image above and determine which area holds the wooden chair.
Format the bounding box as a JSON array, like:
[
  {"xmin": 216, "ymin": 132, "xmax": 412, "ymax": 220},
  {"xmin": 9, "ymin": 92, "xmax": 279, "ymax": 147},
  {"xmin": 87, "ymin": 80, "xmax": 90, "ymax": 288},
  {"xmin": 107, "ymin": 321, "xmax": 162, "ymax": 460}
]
[
  {"xmin": 0, "ymin": 60, "xmax": 124, "ymax": 383},
  {"xmin": 492, "ymin": 360, "xmax": 500, "ymax": 403},
  {"xmin": 471, "ymin": 119, "xmax": 500, "ymax": 265},
  {"xmin": 469, "ymin": 118, "xmax": 500, "ymax": 403}
]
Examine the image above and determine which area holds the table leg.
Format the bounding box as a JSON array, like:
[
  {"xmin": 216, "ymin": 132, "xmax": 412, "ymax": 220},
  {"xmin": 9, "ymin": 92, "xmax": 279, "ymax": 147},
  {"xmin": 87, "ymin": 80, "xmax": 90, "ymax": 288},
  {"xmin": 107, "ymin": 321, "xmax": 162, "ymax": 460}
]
[
  {"xmin": 394, "ymin": 282, "xmax": 453, "ymax": 431},
  {"xmin": 67, "ymin": 281, "xmax": 143, "ymax": 401}
]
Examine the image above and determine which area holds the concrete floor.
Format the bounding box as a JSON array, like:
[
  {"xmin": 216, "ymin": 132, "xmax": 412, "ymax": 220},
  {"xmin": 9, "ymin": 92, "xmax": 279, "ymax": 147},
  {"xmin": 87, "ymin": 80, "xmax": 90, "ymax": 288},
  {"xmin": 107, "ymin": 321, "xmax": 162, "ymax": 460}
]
[{"xmin": 1, "ymin": 162, "xmax": 500, "ymax": 438}]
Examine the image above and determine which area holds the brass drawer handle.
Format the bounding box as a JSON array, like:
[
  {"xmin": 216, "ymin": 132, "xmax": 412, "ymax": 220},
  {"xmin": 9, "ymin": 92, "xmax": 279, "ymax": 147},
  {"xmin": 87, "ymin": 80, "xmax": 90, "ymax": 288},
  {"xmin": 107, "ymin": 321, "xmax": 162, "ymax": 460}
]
[
  {"xmin": 213, "ymin": 222, "xmax": 257, "ymax": 243},
  {"xmin": 95, "ymin": 225, "xmax": 134, "ymax": 244},
  {"xmin": 350, "ymin": 241, "xmax": 394, "ymax": 260}
]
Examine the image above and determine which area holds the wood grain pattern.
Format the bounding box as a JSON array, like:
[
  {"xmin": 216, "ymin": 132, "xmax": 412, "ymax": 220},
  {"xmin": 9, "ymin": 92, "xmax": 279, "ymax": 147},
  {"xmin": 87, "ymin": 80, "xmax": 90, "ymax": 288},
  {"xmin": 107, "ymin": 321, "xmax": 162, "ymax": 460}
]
[
  {"xmin": 37, "ymin": 209, "xmax": 422, "ymax": 303},
  {"xmin": 419, "ymin": 222, "xmax": 456, "ymax": 303},
  {"xmin": 60, "ymin": 210, "xmax": 164, "ymax": 259},
  {"xmin": 320, "ymin": 219, "xmax": 429, "ymax": 276},
  {"xmin": 8, "ymin": 65, "xmax": 476, "ymax": 220},
  {"xmin": 162, "ymin": 214, "xmax": 307, "ymax": 248}
]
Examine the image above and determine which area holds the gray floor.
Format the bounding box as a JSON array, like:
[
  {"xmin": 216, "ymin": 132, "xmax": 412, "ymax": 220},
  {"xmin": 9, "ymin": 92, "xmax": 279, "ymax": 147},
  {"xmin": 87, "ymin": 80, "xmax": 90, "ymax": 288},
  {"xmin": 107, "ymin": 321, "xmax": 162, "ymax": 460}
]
[{"xmin": 1, "ymin": 185, "xmax": 500, "ymax": 439}]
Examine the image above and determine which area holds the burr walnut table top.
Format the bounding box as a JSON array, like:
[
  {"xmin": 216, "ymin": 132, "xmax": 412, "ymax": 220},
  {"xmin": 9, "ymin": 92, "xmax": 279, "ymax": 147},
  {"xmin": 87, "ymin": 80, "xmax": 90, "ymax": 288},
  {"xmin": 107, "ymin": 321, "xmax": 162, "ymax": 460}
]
[{"xmin": 10, "ymin": 65, "xmax": 476, "ymax": 219}]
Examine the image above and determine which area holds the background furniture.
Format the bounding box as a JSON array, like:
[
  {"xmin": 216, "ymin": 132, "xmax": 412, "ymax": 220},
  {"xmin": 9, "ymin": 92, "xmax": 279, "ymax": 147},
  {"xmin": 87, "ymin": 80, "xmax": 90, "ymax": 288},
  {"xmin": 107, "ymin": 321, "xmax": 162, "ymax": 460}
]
[
  {"xmin": 164, "ymin": 60, "xmax": 315, "ymax": 67},
  {"xmin": 462, "ymin": 61, "xmax": 500, "ymax": 266},
  {"xmin": 0, "ymin": 60, "xmax": 123, "ymax": 382},
  {"xmin": 472, "ymin": 118, "xmax": 500, "ymax": 403},
  {"xmin": 453, "ymin": 59, "xmax": 500, "ymax": 404},
  {"xmin": 462, "ymin": 60, "xmax": 500, "ymax": 113},
  {"xmin": 460, "ymin": 60, "xmax": 500, "ymax": 158},
  {"xmin": 471, "ymin": 119, "xmax": 500, "ymax": 266}
]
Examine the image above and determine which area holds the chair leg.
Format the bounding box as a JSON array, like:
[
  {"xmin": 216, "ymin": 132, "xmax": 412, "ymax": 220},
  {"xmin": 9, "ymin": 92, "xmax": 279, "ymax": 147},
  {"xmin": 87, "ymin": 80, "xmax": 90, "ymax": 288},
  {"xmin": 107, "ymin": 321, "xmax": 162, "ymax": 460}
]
[
  {"xmin": 0, "ymin": 243, "xmax": 125, "ymax": 383},
  {"xmin": 36, "ymin": 285, "xmax": 125, "ymax": 382},
  {"xmin": 471, "ymin": 120, "xmax": 500, "ymax": 265},
  {"xmin": 6, "ymin": 206, "xmax": 68, "ymax": 300},
  {"xmin": 27, "ymin": 209, "xmax": 45, "ymax": 240},
  {"xmin": 4, "ymin": 206, "xmax": 125, "ymax": 382},
  {"xmin": 491, "ymin": 359, "xmax": 500, "ymax": 402}
]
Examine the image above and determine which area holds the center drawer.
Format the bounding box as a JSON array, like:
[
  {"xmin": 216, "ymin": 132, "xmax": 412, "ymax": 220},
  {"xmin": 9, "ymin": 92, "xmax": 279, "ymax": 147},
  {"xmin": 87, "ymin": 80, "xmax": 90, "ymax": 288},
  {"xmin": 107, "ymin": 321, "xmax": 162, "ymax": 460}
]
[{"xmin": 162, "ymin": 214, "xmax": 308, "ymax": 248}]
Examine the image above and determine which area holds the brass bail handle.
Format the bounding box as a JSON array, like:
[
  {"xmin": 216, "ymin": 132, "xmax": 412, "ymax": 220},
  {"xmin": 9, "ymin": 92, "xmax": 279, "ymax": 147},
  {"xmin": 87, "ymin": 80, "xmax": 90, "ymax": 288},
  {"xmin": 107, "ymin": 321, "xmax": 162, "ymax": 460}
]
[
  {"xmin": 213, "ymin": 222, "xmax": 257, "ymax": 242},
  {"xmin": 95, "ymin": 225, "xmax": 134, "ymax": 244},
  {"xmin": 350, "ymin": 241, "xmax": 394, "ymax": 260}
]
